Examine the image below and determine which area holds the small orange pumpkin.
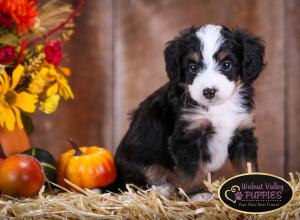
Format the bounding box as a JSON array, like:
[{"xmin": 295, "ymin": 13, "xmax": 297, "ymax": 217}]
[{"xmin": 57, "ymin": 138, "xmax": 117, "ymax": 189}]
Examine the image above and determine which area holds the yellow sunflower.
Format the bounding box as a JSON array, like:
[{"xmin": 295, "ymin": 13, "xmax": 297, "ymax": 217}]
[
  {"xmin": 46, "ymin": 72, "xmax": 74, "ymax": 100},
  {"xmin": 28, "ymin": 63, "xmax": 73, "ymax": 114},
  {"xmin": 40, "ymin": 94, "xmax": 60, "ymax": 114},
  {"xmin": 29, "ymin": 64, "xmax": 74, "ymax": 100},
  {"xmin": 0, "ymin": 65, "xmax": 38, "ymax": 131}
]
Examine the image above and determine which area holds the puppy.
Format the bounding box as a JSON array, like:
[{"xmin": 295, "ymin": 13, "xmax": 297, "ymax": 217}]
[{"xmin": 114, "ymin": 24, "xmax": 265, "ymax": 199}]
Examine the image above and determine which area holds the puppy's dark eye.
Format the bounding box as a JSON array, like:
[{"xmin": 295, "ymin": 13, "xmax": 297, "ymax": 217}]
[
  {"xmin": 188, "ymin": 63, "xmax": 200, "ymax": 73},
  {"xmin": 221, "ymin": 61, "xmax": 232, "ymax": 71}
]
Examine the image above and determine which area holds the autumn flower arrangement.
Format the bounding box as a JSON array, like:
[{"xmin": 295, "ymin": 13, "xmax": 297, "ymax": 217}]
[{"xmin": 0, "ymin": 0, "xmax": 84, "ymax": 132}]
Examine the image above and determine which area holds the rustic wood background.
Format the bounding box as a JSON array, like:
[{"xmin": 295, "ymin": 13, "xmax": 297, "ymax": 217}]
[{"xmin": 31, "ymin": 0, "xmax": 300, "ymax": 178}]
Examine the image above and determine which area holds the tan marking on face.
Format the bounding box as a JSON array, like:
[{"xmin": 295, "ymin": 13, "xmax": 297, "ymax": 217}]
[
  {"xmin": 217, "ymin": 51, "xmax": 229, "ymax": 61},
  {"xmin": 188, "ymin": 52, "xmax": 201, "ymax": 63}
]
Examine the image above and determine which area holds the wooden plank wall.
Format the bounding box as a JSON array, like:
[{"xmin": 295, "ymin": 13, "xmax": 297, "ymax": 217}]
[
  {"xmin": 285, "ymin": 0, "xmax": 300, "ymax": 175},
  {"xmin": 30, "ymin": 0, "xmax": 300, "ymax": 178}
]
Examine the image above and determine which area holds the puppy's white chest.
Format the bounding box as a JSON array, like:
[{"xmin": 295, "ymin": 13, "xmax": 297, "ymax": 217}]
[{"xmin": 203, "ymin": 105, "xmax": 252, "ymax": 172}]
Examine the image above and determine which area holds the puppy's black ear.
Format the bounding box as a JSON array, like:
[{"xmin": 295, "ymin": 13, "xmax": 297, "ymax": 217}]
[
  {"xmin": 164, "ymin": 40, "xmax": 181, "ymax": 82},
  {"xmin": 234, "ymin": 29, "xmax": 265, "ymax": 83}
]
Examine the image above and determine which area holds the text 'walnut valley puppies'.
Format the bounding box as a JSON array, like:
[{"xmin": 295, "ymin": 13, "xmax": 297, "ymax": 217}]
[{"xmin": 113, "ymin": 24, "xmax": 265, "ymax": 201}]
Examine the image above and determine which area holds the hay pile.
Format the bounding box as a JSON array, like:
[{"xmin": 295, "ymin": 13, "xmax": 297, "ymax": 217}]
[{"xmin": 0, "ymin": 173, "xmax": 299, "ymax": 220}]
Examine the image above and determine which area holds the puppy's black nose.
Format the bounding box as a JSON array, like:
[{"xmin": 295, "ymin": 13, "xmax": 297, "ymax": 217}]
[{"xmin": 203, "ymin": 88, "xmax": 217, "ymax": 99}]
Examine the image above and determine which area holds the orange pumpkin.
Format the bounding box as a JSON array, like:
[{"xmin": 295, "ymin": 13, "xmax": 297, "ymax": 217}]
[
  {"xmin": 57, "ymin": 138, "xmax": 117, "ymax": 189},
  {"xmin": 0, "ymin": 127, "xmax": 30, "ymax": 156}
]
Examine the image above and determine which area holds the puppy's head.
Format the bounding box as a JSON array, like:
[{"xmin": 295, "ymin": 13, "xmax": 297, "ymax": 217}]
[{"xmin": 164, "ymin": 24, "xmax": 265, "ymax": 106}]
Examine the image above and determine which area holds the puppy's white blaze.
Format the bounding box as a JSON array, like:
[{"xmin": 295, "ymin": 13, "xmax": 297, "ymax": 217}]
[{"xmin": 196, "ymin": 24, "xmax": 224, "ymax": 67}]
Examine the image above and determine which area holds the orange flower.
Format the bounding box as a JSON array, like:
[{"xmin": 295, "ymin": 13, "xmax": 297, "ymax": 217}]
[{"xmin": 0, "ymin": 0, "xmax": 38, "ymax": 35}]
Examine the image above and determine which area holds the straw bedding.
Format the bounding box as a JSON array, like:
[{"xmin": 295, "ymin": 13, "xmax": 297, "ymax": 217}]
[{"xmin": 0, "ymin": 173, "xmax": 299, "ymax": 220}]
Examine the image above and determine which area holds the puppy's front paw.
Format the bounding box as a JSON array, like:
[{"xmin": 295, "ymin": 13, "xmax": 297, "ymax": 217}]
[
  {"xmin": 190, "ymin": 192, "xmax": 215, "ymax": 202},
  {"xmin": 151, "ymin": 183, "xmax": 174, "ymax": 198},
  {"xmin": 90, "ymin": 188, "xmax": 102, "ymax": 194}
]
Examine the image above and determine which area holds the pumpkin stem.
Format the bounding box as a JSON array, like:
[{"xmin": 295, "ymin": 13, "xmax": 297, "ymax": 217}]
[{"xmin": 67, "ymin": 137, "xmax": 82, "ymax": 156}]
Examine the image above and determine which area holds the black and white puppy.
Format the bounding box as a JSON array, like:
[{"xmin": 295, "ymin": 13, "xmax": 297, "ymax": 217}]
[{"xmin": 114, "ymin": 24, "xmax": 265, "ymax": 199}]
